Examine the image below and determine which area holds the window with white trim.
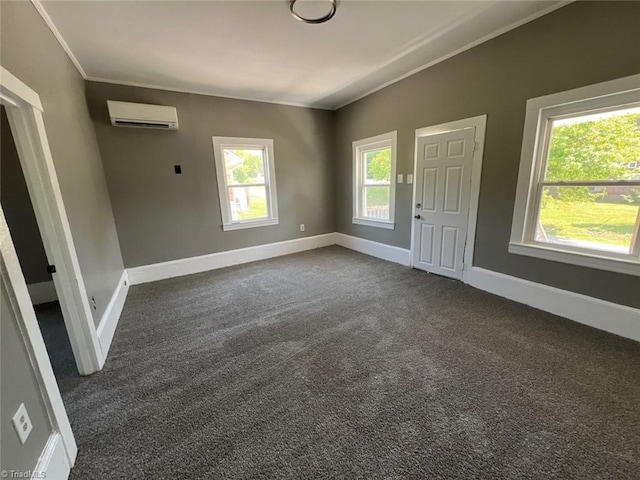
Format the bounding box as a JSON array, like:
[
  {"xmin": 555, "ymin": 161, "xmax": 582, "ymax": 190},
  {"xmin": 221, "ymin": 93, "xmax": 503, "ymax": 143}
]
[
  {"xmin": 212, "ymin": 136, "xmax": 278, "ymax": 231},
  {"xmin": 352, "ymin": 131, "xmax": 397, "ymax": 230},
  {"xmin": 510, "ymin": 75, "xmax": 640, "ymax": 276}
]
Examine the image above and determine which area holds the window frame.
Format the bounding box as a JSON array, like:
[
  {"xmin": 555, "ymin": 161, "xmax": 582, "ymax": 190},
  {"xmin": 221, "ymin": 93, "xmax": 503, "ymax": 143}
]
[
  {"xmin": 352, "ymin": 131, "xmax": 397, "ymax": 230},
  {"xmin": 212, "ymin": 136, "xmax": 279, "ymax": 231},
  {"xmin": 510, "ymin": 74, "xmax": 640, "ymax": 276}
]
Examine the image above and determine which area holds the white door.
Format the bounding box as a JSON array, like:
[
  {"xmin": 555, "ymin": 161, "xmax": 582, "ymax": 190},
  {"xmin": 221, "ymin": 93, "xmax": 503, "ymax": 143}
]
[{"xmin": 412, "ymin": 128, "xmax": 475, "ymax": 279}]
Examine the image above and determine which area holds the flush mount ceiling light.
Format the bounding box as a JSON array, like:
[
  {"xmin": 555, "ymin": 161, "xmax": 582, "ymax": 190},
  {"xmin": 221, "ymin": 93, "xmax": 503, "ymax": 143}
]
[{"xmin": 289, "ymin": 0, "xmax": 337, "ymax": 24}]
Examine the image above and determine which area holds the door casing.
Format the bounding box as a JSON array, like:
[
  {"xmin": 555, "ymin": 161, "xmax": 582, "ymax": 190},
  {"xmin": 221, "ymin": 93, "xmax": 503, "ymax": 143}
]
[
  {"xmin": 0, "ymin": 66, "xmax": 104, "ymax": 375},
  {"xmin": 410, "ymin": 115, "xmax": 487, "ymax": 276}
]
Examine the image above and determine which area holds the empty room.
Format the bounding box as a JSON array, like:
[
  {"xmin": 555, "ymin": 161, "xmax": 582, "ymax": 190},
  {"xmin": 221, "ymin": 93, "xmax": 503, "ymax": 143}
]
[{"xmin": 1, "ymin": 1, "xmax": 639, "ymax": 479}]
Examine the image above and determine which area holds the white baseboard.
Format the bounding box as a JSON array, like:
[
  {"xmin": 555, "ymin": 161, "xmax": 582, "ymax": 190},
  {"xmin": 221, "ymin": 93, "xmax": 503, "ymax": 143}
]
[
  {"xmin": 127, "ymin": 233, "xmax": 337, "ymax": 285},
  {"xmin": 463, "ymin": 266, "xmax": 640, "ymax": 342},
  {"xmin": 335, "ymin": 233, "xmax": 411, "ymax": 266},
  {"xmin": 33, "ymin": 432, "xmax": 71, "ymax": 480},
  {"xmin": 27, "ymin": 280, "xmax": 57, "ymax": 305},
  {"xmin": 123, "ymin": 232, "xmax": 638, "ymax": 342},
  {"xmin": 96, "ymin": 270, "xmax": 129, "ymax": 364}
]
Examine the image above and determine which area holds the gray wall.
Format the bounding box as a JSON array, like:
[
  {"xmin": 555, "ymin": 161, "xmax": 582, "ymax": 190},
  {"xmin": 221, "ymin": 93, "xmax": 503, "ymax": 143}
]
[
  {"xmin": 334, "ymin": 1, "xmax": 640, "ymax": 309},
  {"xmin": 1, "ymin": 1, "xmax": 124, "ymax": 325},
  {"xmin": 85, "ymin": 82, "xmax": 334, "ymax": 267},
  {"xmin": 0, "ymin": 281, "xmax": 52, "ymax": 473},
  {"xmin": 1, "ymin": 107, "xmax": 50, "ymax": 285}
]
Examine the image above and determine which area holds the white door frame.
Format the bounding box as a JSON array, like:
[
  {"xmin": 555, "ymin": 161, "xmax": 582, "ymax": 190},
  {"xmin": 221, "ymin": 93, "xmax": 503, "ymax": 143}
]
[
  {"xmin": 411, "ymin": 115, "xmax": 487, "ymax": 277},
  {"xmin": 0, "ymin": 66, "xmax": 103, "ymax": 375},
  {"xmin": 1, "ymin": 208, "xmax": 77, "ymax": 474}
]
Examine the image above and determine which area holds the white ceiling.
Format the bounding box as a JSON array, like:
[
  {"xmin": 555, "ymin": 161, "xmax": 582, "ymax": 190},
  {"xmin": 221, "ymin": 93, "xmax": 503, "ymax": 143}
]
[{"xmin": 37, "ymin": 0, "xmax": 568, "ymax": 109}]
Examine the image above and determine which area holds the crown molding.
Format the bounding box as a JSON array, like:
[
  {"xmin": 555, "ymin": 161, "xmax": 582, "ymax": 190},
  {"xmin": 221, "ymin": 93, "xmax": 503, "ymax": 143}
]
[
  {"xmin": 31, "ymin": 0, "xmax": 87, "ymax": 79},
  {"xmin": 84, "ymin": 76, "xmax": 333, "ymax": 111},
  {"xmin": 30, "ymin": 0, "xmax": 571, "ymax": 111},
  {"xmin": 334, "ymin": 1, "xmax": 572, "ymax": 110}
]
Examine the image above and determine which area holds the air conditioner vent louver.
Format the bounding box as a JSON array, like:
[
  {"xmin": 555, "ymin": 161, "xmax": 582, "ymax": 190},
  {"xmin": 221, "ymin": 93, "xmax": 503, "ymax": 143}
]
[
  {"xmin": 114, "ymin": 120, "xmax": 171, "ymax": 128},
  {"xmin": 107, "ymin": 100, "xmax": 179, "ymax": 130}
]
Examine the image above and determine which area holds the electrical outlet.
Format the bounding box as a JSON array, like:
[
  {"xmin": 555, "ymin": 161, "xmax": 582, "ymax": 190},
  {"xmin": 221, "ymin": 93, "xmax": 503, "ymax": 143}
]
[
  {"xmin": 12, "ymin": 403, "xmax": 33, "ymax": 445},
  {"xmin": 407, "ymin": 174, "xmax": 413, "ymax": 184},
  {"xmin": 91, "ymin": 296, "xmax": 97, "ymax": 310},
  {"xmin": 300, "ymin": 224, "xmax": 305, "ymax": 232}
]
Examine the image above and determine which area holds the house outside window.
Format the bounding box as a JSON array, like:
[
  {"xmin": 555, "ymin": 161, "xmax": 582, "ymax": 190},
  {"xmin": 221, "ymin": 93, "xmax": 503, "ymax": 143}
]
[
  {"xmin": 212, "ymin": 136, "xmax": 278, "ymax": 231},
  {"xmin": 352, "ymin": 131, "xmax": 397, "ymax": 230},
  {"xmin": 510, "ymin": 75, "xmax": 640, "ymax": 276}
]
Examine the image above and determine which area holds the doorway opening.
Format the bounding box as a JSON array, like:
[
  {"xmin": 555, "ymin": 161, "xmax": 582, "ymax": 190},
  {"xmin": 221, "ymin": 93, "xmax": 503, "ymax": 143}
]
[
  {"xmin": 0, "ymin": 66, "xmax": 103, "ymax": 378},
  {"xmin": 1, "ymin": 106, "xmax": 78, "ymax": 383},
  {"xmin": 1, "ymin": 65, "xmax": 83, "ymax": 476}
]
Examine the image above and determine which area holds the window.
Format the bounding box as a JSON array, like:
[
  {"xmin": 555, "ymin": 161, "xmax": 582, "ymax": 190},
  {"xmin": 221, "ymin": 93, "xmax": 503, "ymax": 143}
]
[
  {"xmin": 510, "ymin": 75, "xmax": 640, "ymax": 276},
  {"xmin": 352, "ymin": 131, "xmax": 397, "ymax": 229},
  {"xmin": 212, "ymin": 136, "xmax": 278, "ymax": 231}
]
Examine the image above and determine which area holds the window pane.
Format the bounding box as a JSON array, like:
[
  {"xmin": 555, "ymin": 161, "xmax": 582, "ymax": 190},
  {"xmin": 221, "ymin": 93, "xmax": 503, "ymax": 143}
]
[
  {"xmin": 363, "ymin": 186, "xmax": 390, "ymax": 220},
  {"xmin": 228, "ymin": 186, "xmax": 268, "ymax": 221},
  {"xmin": 223, "ymin": 149, "xmax": 265, "ymax": 185},
  {"xmin": 364, "ymin": 148, "xmax": 391, "ymax": 184},
  {"xmin": 544, "ymin": 106, "xmax": 640, "ymax": 182},
  {"xmin": 536, "ymin": 186, "xmax": 640, "ymax": 254}
]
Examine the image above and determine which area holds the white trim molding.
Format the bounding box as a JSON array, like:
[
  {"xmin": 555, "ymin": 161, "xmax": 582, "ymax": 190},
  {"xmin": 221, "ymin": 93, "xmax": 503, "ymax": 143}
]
[
  {"xmin": 31, "ymin": 0, "xmax": 87, "ymax": 78},
  {"xmin": 510, "ymin": 74, "xmax": 640, "ymax": 275},
  {"xmin": 1, "ymin": 65, "xmax": 103, "ymax": 375},
  {"xmin": 351, "ymin": 218, "xmax": 395, "ymax": 230},
  {"xmin": 333, "ymin": 234, "xmax": 638, "ymax": 341},
  {"xmin": 1, "ymin": 208, "xmax": 77, "ymax": 470},
  {"xmin": 27, "ymin": 280, "xmax": 57, "ymax": 305},
  {"xmin": 352, "ymin": 131, "xmax": 397, "ymax": 230},
  {"xmin": 31, "ymin": 0, "xmax": 569, "ymax": 112},
  {"xmin": 128, "ymin": 233, "xmax": 411, "ymax": 286},
  {"xmin": 463, "ymin": 266, "xmax": 640, "ymax": 342},
  {"xmin": 412, "ymin": 115, "xmax": 487, "ymax": 271},
  {"xmin": 125, "ymin": 231, "xmax": 638, "ymax": 341},
  {"xmin": 335, "ymin": 233, "xmax": 410, "ymax": 266},
  {"xmin": 508, "ymin": 242, "xmax": 640, "ymax": 277},
  {"xmin": 221, "ymin": 218, "xmax": 279, "ymax": 231},
  {"xmin": 128, "ymin": 233, "xmax": 336, "ymax": 285},
  {"xmin": 212, "ymin": 136, "xmax": 279, "ymax": 232},
  {"xmin": 0, "ymin": 68, "xmax": 43, "ymax": 111},
  {"xmin": 86, "ymin": 76, "xmax": 335, "ymax": 111},
  {"xmin": 96, "ymin": 271, "xmax": 130, "ymax": 363},
  {"xmin": 336, "ymin": 2, "xmax": 571, "ymax": 110},
  {"xmin": 33, "ymin": 433, "xmax": 72, "ymax": 480}
]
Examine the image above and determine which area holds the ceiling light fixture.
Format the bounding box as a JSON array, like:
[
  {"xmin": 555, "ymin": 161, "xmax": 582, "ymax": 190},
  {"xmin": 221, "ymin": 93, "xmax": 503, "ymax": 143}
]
[{"xmin": 289, "ymin": 0, "xmax": 337, "ymax": 25}]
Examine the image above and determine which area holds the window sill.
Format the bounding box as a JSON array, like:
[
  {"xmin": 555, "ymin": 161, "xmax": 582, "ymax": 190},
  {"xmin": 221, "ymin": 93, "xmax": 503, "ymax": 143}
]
[
  {"xmin": 352, "ymin": 218, "xmax": 395, "ymax": 230},
  {"xmin": 508, "ymin": 242, "xmax": 640, "ymax": 277},
  {"xmin": 222, "ymin": 218, "xmax": 279, "ymax": 231}
]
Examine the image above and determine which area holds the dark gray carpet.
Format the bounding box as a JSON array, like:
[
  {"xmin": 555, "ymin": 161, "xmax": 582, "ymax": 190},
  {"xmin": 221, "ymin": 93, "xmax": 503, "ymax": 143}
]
[
  {"xmin": 35, "ymin": 301, "xmax": 78, "ymax": 379},
  {"xmin": 61, "ymin": 246, "xmax": 640, "ymax": 479}
]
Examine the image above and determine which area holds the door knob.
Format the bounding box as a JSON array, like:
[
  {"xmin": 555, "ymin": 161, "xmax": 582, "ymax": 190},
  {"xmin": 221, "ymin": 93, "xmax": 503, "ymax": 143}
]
[{"xmin": 414, "ymin": 214, "xmax": 421, "ymax": 219}]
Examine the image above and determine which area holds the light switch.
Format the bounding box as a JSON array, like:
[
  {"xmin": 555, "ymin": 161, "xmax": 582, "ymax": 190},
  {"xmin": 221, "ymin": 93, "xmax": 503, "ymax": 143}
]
[
  {"xmin": 12, "ymin": 403, "xmax": 32, "ymax": 444},
  {"xmin": 397, "ymin": 174, "xmax": 403, "ymax": 183},
  {"xmin": 407, "ymin": 174, "xmax": 413, "ymax": 184}
]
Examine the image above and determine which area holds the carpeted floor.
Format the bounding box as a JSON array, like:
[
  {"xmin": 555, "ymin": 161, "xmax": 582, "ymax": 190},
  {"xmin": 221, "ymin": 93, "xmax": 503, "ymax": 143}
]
[
  {"xmin": 58, "ymin": 246, "xmax": 639, "ymax": 479},
  {"xmin": 35, "ymin": 301, "xmax": 78, "ymax": 379}
]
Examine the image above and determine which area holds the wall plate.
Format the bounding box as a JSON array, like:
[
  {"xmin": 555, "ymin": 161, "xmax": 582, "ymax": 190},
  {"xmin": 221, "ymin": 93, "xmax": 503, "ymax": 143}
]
[{"xmin": 12, "ymin": 403, "xmax": 33, "ymax": 444}]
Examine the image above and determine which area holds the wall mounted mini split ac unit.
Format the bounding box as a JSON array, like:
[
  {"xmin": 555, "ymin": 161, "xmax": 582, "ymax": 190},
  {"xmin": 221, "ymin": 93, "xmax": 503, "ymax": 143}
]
[{"xmin": 107, "ymin": 100, "xmax": 179, "ymax": 130}]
